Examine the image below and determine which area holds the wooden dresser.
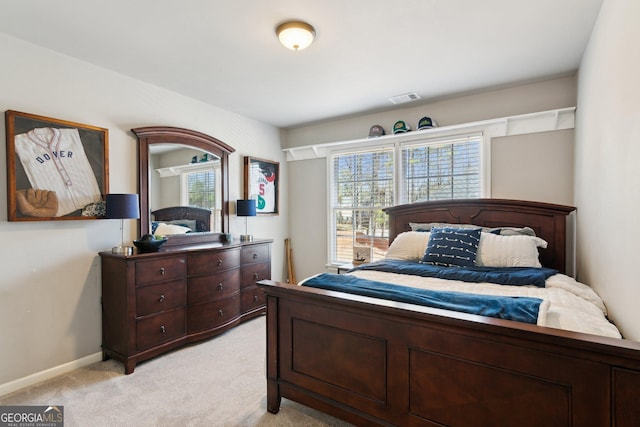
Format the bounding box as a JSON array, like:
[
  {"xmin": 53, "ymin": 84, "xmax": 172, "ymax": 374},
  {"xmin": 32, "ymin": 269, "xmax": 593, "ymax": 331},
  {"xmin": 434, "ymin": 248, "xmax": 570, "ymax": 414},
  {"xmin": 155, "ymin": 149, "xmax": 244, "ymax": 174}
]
[{"xmin": 100, "ymin": 239, "xmax": 271, "ymax": 374}]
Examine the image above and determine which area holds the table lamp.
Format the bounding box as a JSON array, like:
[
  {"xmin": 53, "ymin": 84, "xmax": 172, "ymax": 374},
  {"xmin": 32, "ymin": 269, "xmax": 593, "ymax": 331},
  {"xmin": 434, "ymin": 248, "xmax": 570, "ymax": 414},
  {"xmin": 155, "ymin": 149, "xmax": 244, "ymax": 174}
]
[
  {"xmin": 236, "ymin": 199, "xmax": 256, "ymax": 242},
  {"xmin": 106, "ymin": 194, "xmax": 140, "ymax": 255}
]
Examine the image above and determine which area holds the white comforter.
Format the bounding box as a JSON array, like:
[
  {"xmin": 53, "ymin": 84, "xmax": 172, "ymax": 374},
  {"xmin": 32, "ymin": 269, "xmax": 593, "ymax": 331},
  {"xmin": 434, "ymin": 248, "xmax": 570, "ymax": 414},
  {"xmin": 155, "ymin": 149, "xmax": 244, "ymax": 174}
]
[{"xmin": 347, "ymin": 269, "xmax": 622, "ymax": 339}]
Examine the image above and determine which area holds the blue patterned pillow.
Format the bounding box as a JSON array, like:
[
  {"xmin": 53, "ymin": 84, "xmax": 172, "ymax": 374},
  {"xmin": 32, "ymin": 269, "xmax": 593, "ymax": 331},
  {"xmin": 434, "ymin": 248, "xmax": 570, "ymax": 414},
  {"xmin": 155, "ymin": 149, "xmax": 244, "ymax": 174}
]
[{"xmin": 422, "ymin": 227, "xmax": 481, "ymax": 267}]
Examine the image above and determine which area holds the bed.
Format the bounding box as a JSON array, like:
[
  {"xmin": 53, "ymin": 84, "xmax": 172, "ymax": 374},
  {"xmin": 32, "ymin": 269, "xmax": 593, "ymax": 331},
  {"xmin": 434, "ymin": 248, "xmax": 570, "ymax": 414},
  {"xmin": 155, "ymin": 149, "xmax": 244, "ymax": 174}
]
[
  {"xmin": 257, "ymin": 199, "xmax": 640, "ymax": 427},
  {"xmin": 151, "ymin": 205, "xmax": 212, "ymax": 234}
]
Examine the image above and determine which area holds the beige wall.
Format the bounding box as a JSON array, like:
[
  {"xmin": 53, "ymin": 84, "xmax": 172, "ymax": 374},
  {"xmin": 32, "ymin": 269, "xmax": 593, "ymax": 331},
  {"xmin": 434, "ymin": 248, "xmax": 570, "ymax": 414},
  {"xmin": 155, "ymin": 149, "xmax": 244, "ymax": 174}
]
[
  {"xmin": 287, "ymin": 158, "xmax": 328, "ymax": 280},
  {"xmin": 285, "ymin": 77, "xmax": 578, "ymax": 281},
  {"xmin": 284, "ymin": 75, "xmax": 577, "ymax": 148},
  {"xmin": 492, "ymin": 129, "xmax": 574, "ymax": 205},
  {"xmin": 575, "ymin": 0, "xmax": 640, "ymax": 340},
  {"xmin": 0, "ymin": 33, "xmax": 287, "ymax": 389}
]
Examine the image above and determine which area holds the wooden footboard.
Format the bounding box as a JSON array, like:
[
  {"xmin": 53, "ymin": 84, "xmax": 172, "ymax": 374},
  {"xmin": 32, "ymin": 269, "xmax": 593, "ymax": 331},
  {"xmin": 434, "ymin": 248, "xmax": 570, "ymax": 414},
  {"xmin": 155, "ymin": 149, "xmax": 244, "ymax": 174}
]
[{"xmin": 259, "ymin": 280, "xmax": 640, "ymax": 427}]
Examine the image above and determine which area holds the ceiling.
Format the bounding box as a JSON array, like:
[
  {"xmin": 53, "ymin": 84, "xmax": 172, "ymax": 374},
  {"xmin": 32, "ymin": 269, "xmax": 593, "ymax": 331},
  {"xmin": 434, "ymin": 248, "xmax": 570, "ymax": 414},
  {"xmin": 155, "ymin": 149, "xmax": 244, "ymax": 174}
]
[{"xmin": 0, "ymin": 0, "xmax": 603, "ymax": 129}]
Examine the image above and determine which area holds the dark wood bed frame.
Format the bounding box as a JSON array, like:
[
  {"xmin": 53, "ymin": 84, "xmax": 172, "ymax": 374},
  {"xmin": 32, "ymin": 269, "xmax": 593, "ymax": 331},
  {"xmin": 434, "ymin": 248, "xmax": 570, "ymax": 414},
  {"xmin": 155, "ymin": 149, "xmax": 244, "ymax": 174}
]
[
  {"xmin": 151, "ymin": 206, "xmax": 212, "ymax": 232},
  {"xmin": 258, "ymin": 199, "xmax": 640, "ymax": 426}
]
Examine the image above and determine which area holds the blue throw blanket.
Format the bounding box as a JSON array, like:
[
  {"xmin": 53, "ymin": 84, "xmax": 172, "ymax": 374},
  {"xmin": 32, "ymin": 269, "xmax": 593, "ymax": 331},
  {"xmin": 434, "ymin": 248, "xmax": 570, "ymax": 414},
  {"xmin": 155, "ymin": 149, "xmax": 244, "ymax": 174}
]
[
  {"xmin": 349, "ymin": 260, "xmax": 558, "ymax": 288},
  {"xmin": 303, "ymin": 273, "xmax": 543, "ymax": 324}
]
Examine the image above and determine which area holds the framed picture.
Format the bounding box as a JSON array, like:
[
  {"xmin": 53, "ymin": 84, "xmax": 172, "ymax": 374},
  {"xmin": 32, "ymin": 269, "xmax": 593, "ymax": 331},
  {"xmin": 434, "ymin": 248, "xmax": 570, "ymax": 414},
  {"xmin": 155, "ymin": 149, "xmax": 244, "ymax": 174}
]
[
  {"xmin": 244, "ymin": 156, "xmax": 279, "ymax": 215},
  {"xmin": 352, "ymin": 245, "xmax": 372, "ymax": 265},
  {"xmin": 5, "ymin": 110, "xmax": 109, "ymax": 221}
]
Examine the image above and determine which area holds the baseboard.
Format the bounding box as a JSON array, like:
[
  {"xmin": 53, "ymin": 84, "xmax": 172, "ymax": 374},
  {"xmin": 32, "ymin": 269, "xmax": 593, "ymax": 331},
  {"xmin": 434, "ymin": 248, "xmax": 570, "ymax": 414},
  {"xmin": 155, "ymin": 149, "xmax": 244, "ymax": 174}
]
[{"xmin": 0, "ymin": 352, "xmax": 103, "ymax": 397}]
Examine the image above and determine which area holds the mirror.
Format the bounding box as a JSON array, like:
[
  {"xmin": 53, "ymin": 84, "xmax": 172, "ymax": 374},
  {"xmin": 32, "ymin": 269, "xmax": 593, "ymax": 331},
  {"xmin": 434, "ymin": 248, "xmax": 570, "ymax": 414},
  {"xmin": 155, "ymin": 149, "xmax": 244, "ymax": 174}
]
[{"xmin": 133, "ymin": 126, "xmax": 235, "ymax": 246}]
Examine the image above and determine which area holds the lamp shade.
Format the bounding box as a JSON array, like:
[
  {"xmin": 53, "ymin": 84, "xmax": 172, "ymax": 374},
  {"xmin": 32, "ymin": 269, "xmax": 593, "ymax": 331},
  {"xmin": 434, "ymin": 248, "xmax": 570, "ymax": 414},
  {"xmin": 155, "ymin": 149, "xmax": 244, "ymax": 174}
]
[
  {"xmin": 236, "ymin": 199, "xmax": 257, "ymax": 217},
  {"xmin": 106, "ymin": 194, "xmax": 140, "ymax": 219}
]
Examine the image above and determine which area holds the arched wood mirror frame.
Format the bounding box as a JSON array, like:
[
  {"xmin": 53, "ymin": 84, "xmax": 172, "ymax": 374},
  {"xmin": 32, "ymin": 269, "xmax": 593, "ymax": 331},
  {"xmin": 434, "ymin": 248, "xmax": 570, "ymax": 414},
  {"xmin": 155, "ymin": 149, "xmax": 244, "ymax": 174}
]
[{"xmin": 133, "ymin": 126, "xmax": 235, "ymax": 246}]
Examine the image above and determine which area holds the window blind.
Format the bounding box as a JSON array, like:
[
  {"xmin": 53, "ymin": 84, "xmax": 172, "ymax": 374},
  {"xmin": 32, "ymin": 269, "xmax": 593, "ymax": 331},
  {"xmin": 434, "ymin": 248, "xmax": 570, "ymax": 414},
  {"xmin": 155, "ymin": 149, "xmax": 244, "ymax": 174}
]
[
  {"xmin": 328, "ymin": 134, "xmax": 483, "ymax": 264},
  {"xmin": 186, "ymin": 171, "xmax": 216, "ymax": 208},
  {"xmin": 330, "ymin": 148, "xmax": 394, "ymax": 263},
  {"xmin": 401, "ymin": 136, "xmax": 481, "ymax": 203}
]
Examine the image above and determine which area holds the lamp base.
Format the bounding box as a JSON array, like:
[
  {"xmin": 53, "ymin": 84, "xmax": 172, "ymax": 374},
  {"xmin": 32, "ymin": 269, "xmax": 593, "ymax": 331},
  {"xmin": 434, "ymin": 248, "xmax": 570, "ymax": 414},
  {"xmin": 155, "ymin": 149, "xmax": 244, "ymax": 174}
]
[
  {"xmin": 112, "ymin": 245, "xmax": 133, "ymax": 255},
  {"xmin": 240, "ymin": 234, "xmax": 253, "ymax": 242}
]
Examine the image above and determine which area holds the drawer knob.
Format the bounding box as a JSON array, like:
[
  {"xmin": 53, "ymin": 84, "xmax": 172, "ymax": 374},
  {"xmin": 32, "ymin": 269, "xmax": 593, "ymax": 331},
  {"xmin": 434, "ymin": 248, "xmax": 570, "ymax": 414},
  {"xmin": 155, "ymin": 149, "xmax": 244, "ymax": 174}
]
[
  {"xmin": 217, "ymin": 259, "xmax": 223, "ymax": 266},
  {"xmin": 253, "ymin": 273, "xmax": 259, "ymax": 280},
  {"xmin": 217, "ymin": 283, "xmax": 224, "ymax": 291},
  {"xmin": 159, "ymin": 294, "xmax": 165, "ymax": 302},
  {"xmin": 160, "ymin": 325, "xmax": 166, "ymax": 334},
  {"xmin": 253, "ymin": 295, "xmax": 259, "ymax": 302},
  {"xmin": 252, "ymin": 253, "xmax": 258, "ymax": 259},
  {"xmin": 218, "ymin": 309, "xmax": 224, "ymax": 317},
  {"xmin": 160, "ymin": 267, "xmax": 165, "ymax": 275}
]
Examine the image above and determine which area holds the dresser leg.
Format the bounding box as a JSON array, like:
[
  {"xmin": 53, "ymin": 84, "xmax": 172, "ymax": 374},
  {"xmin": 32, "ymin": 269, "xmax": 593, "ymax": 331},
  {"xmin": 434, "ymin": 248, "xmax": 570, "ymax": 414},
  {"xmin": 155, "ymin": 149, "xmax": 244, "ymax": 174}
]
[{"xmin": 124, "ymin": 360, "xmax": 136, "ymax": 375}]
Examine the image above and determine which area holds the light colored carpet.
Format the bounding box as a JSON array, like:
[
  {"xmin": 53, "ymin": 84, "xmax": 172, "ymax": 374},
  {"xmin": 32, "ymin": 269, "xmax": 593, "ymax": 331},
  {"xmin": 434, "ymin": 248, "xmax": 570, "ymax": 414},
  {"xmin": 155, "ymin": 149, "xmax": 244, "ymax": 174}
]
[{"xmin": 0, "ymin": 317, "xmax": 354, "ymax": 427}]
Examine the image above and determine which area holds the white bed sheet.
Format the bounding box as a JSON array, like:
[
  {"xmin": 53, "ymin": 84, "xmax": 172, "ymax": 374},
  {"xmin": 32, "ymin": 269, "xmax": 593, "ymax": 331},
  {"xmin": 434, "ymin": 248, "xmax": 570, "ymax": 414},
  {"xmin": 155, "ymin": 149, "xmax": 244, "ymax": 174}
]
[{"xmin": 347, "ymin": 269, "xmax": 622, "ymax": 339}]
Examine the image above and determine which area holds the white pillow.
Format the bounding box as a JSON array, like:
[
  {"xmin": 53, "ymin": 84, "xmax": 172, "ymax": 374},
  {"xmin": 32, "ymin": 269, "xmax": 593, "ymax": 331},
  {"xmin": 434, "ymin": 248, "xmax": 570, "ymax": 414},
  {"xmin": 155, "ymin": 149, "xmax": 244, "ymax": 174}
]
[
  {"xmin": 165, "ymin": 219, "xmax": 197, "ymax": 231},
  {"xmin": 476, "ymin": 232, "xmax": 547, "ymax": 268},
  {"xmin": 385, "ymin": 231, "xmax": 431, "ymax": 261},
  {"xmin": 154, "ymin": 222, "xmax": 192, "ymax": 236}
]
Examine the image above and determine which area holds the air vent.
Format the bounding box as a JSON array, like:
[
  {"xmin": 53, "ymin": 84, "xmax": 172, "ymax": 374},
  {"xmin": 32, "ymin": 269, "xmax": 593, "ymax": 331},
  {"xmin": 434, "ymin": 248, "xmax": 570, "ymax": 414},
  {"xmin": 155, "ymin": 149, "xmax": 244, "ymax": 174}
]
[{"xmin": 389, "ymin": 92, "xmax": 421, "ymax": 105}]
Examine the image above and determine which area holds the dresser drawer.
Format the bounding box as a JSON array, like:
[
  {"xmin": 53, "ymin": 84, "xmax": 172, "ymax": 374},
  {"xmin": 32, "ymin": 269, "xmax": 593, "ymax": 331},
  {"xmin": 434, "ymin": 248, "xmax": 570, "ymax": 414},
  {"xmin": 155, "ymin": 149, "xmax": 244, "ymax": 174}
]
[
  {"xmin": 188, "ymin": 269, "xmax": 240, "ymax": 304},
  {"xmin": 187, "ymin": 296, "xmax": 240, "ymax": 333},
  {"xmin": 241, "ymin": 285, "xmax": 266, "ymax": 313},
  {"xmin": 241, "ymin": 244, "xmax": 270, "ymax": 265},
  {"xmin": 241, "ymin": 262, "xmax": 270, "ymax": 288},
  {"xmin": 136, "ymin": 279, "xmax": 186, "ymax": 317},
  {"xmin": 136, "ymin": 308, "xmax": 185, "ymax": 351},
  {"xmin": 188, "ymin": 248, "xmax": 240, "ymax": 276},
  {"xmin": 136, "ymin": 256, "xmax": 186, "ymax": 285}
]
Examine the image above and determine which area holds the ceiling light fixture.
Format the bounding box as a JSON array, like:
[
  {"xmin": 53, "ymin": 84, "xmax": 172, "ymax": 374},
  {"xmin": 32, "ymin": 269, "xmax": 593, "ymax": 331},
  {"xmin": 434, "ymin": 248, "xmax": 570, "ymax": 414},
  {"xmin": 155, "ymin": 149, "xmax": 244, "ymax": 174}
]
[{"xmin": 276, "ymin": 20, "xmax": 316, "ymax": 51}]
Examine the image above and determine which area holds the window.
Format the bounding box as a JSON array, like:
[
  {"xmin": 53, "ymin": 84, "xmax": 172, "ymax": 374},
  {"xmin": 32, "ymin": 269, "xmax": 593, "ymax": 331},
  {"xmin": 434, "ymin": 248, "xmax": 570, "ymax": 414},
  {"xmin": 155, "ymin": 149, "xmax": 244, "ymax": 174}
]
[
  {"xmin": 331, "ymin": 147, "xmax": 394, "ymax": 264},
  {"xmin": 401, "ymin": 135, "xmax": 481, "ymax": 203},
  {"xmin": 329, "ymin": 134, "xmax": 482, "ymax": 264},
  {"xmin": 183, "ymin": 170, "xmax": 217, "ymax": 209}
]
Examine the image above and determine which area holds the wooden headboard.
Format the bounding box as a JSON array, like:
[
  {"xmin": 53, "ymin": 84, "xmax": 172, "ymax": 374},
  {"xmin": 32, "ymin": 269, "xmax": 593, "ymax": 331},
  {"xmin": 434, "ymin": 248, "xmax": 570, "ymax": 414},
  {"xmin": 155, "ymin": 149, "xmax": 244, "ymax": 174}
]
[
  {"xmin": 151, "ymin": 206, "xmax": 212, "ymax": 232},
  {"xmin": 383, "ymin": 199, "xmax": 575, "ymax": 273}
]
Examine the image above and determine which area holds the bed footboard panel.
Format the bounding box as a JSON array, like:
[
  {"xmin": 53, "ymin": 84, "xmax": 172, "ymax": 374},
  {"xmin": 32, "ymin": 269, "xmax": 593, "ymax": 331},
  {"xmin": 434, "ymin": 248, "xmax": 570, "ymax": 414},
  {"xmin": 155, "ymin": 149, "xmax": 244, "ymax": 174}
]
[
  {"xmin": 276, "ymin": 296, "xmax": 401, "ymax": 423},
  {"xmin": 613, "ymin": 368, "xmax": 640, "ymax": 427},
  {"xmin": 288, "ymin": 318, "xmax": 388, "ymax": 403},
  {"xmin": 275, "ymin": 298, "xmax": 608, "ymax": 426},
  {"xmin": 261, "ymin": 282, "xmax": 640, "ymax": 426},
  {"xmin": 407, "ymin": 346, "xmax": 596, "ymax": 426}
]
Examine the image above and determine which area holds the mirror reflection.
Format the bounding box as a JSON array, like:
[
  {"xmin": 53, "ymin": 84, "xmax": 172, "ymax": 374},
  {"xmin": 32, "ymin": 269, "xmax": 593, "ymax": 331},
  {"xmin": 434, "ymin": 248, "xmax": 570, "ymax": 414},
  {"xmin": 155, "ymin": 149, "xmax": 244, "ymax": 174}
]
[
  {"xmin": 149, "ymin": 144, "xmax": 222, "ymax": 234},
  {"xmin": 133, "ymin": 126, "xmax": 235, "ymax": 246}
]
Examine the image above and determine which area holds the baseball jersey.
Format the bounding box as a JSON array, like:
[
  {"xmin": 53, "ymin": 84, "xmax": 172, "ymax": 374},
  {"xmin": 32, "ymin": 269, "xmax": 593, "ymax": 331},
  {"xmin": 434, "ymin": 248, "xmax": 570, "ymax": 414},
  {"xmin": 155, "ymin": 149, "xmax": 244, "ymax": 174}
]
[
  {"xmin": 258, "ymin": 170, "xmax": 276, "ymax": 213},
  {"xmin": 15, "ymin": 127, "xmax": 102, "ymax": 216}
]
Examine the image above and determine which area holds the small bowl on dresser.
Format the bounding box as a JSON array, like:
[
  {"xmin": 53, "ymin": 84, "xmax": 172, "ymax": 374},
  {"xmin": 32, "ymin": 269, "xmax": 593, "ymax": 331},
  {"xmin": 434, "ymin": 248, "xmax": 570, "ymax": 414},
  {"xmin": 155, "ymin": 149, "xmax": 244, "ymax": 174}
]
[{"xmin": 133, "ymin": 237, "xmax": 168, "ymax": 253}]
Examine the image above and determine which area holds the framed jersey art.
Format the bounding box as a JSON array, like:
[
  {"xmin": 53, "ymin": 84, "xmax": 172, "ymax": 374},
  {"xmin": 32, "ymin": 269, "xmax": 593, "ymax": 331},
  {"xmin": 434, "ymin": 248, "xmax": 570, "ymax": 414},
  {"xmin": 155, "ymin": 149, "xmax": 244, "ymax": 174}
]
[
  {"xmin": 5, "ymin": 110, "xmax": 109, "ymax": 221},
  {"xmin": 244, "ymin": 156, "xmax": 279, "ymax": 215}
]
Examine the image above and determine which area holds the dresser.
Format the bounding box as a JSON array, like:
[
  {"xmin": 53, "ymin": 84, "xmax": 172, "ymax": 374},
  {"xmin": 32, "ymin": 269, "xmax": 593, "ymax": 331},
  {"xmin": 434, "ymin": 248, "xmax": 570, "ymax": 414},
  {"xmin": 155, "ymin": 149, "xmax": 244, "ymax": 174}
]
[{"xmin": 100, "ymin": 239, "xmax": 271, "ymax": 374}]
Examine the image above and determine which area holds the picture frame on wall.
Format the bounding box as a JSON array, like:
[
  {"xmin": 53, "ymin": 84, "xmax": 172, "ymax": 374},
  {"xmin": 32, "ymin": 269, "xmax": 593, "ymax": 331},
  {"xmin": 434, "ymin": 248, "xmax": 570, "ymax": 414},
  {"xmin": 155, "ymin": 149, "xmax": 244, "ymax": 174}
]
[
  {"xmin": 244, "ymin": 156, "xmax": 279, "ymax": 215},
  {"xmin": 352, "ymin": 245, "xmax": 372, "ymax": 265},
  {"xmin": 5, "ymin": 110, "xmax": 109, "ymax": 221}
]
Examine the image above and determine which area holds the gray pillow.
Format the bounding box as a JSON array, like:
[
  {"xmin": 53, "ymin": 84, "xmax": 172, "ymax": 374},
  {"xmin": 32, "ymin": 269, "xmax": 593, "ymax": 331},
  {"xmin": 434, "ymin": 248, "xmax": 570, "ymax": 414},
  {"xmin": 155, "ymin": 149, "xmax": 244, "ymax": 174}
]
[{"xmin": 409, "ymin": 222, "xmax": 535, "ymax": 236}]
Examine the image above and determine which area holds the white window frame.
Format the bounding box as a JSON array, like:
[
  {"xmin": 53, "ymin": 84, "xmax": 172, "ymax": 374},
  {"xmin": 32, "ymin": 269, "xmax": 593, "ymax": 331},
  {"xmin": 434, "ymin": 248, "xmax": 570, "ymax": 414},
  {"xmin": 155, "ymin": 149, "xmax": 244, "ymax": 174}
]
[
  {"xmin": 180, "ymin": 169, "xmax": 214, "ymax": 207},
  {"xmin": 399, "ymin": 131, "xmax": 486, "ymax": 203},
  {"xmin": 327, "ymin": 131, "xmax": 489, "ymax": 266},
  {"xmin": 328, "ymin": 142, "xmax": 396, "ymax": 265}
]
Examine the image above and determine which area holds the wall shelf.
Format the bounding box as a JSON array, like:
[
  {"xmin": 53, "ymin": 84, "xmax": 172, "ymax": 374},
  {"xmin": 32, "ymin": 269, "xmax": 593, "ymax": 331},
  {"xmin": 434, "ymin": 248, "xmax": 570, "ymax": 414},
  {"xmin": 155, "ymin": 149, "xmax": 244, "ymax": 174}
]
[
  {"xmin": 155, "ymin": 160, "xmax": 220, "ymax": 178},
  {"xmin": 282, "ymin": 107, "xmax": 576, "ymax": 161}
]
